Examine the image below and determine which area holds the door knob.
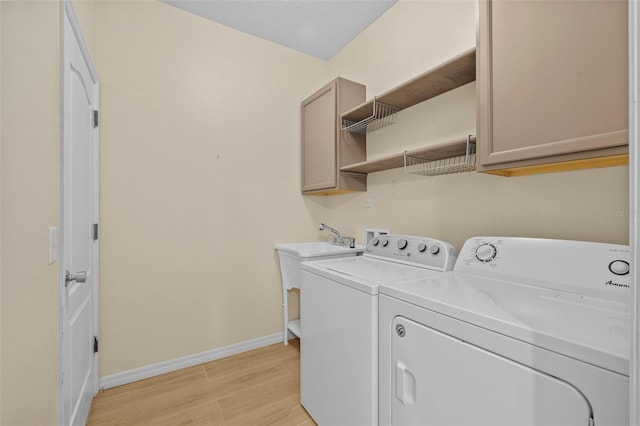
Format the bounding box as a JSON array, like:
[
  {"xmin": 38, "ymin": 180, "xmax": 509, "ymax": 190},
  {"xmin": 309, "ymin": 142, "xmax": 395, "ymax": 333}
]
[{"xmin": 65, "ymin": 270, "xmax": 87, "ymax": 287}]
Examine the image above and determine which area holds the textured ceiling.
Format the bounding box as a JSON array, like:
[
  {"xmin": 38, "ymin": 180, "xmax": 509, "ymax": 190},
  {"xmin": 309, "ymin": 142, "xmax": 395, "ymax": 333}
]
[{"xmin": 160, "ymin": 0, "xmax": 397, "ymax": 60}]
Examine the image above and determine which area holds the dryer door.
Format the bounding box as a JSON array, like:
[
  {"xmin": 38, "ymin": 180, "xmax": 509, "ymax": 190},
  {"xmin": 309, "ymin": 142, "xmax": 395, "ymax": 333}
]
[{"xmin": 391, "ymin": 317, "xmax": 592, "ymax": 426}]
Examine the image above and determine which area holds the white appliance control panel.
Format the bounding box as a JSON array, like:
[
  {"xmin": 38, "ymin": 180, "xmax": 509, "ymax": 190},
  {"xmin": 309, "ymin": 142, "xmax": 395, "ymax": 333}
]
[
  {"xmin": 456, "ymin": 237, "xmax": 631, "ymax": 301},
  {"xmin": 366, "ymin": 234, "xmax": 458, "ymax": 271}
]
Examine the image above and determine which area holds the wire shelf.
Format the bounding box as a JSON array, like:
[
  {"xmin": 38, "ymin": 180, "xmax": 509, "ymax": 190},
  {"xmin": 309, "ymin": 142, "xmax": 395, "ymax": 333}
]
[
  {"xmin": 404, "ymin": 136, "xmax": 476, "ymax": 177},
  {"xmin": 341, "ymin": 98, "xmax": 400, "ymax": 134}
]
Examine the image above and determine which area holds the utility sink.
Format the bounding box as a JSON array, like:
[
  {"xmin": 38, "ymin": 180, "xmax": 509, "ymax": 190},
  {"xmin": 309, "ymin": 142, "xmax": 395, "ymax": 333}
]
[
  {"xmin": 275, "ymin": 241, "xmax": 364, "ymax": 344},
  {"xmin": 275, "ymin": 242, "xmax": 364, "ymax": 290}
]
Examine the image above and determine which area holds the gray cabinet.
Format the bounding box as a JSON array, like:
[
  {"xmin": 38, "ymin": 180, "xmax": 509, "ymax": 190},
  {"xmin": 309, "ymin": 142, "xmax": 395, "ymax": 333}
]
[
  {"xmin": 301, "ymin": 78, "xmax": 366, "ymax": 194},
  {"xmin": 477, "ymin": 0, "xmax": 628, "ymax": 176}
]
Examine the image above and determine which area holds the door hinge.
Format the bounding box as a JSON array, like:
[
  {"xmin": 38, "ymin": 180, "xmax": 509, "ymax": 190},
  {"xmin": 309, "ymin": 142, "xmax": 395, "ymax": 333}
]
[
  {"xmin": 93, "ymin": 336, "xmax": 99, "ymax": 353},
  {"xmin": 93, "ymin": 109, "xmax": 99, "ymax": 128},
  {"xmin": 93, "ymin": 223, "xmax": 99, "ymax": 241}
]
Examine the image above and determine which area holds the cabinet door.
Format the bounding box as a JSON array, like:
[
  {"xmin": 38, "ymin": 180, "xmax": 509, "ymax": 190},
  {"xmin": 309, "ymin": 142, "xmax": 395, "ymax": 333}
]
[
  {"xmin": 301, "ymin": 78, "xmax": 366, "ymax": 195},
  {"xmin": 301, "ymin": 81, "xmax": 337, "ymax": 192},
  {"xmin": 478, "ymin": 0, "xmax": 628, "ymax": 170}
]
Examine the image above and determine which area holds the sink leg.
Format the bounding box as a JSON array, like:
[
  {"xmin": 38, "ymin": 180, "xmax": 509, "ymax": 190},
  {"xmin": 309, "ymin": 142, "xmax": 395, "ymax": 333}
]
[{"xmin": 283, "ymin": 288, "xmax": 288, "ymax": 345}]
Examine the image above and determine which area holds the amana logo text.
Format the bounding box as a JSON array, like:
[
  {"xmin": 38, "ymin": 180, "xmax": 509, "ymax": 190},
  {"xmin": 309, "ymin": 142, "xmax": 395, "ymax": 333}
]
[{"xmin": 605, "ymin": 280, "xmax": 630, "ymax": 288}]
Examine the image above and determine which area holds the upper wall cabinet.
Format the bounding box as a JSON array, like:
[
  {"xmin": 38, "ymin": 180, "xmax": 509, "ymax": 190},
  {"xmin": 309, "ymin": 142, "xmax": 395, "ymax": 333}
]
[
  {"xmin": 477, "ymin": 0, "xmax": 629, "ymax": 176},
  {"xmin": 301, "ymin": 77, "xmax": 367, "ymax": 195}
]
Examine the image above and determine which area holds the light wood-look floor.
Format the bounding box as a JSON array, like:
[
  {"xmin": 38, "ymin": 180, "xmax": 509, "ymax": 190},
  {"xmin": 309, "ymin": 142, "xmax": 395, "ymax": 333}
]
[{"xmin": 87, "ymin": 339, "xmax": 315, "ymax": 426}]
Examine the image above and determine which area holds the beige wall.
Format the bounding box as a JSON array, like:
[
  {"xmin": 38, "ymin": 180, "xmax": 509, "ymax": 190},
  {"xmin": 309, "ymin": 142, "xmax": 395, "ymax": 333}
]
[
  {"xmin": 1, "ymin": 4, "xmax": 3, "ymax": 422},
  {"xmin": 0, "ymin": 1, "xmax": 61, "ymax": 424},
  {"xmin": 1, "ymin": 5, "xmax": 3, "ymax": 423},
  {"xmin": 95, "ymin": 0, "xmax": 332, "ymax": 375},
  {"xmin": 96, "ymin": 0, "xmax": 627, "ymax": 380}
]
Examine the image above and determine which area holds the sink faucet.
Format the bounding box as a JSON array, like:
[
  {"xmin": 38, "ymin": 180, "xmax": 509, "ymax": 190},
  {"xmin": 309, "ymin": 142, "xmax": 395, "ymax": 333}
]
[{"xmin": 319, "ymin": 223, "xmax": 344, "ymax": 246}]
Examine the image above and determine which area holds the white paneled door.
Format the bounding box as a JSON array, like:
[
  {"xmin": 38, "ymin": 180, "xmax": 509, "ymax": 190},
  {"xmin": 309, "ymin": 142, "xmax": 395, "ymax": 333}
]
[
  {"xmin": 629, "ymin": 0, "xmax": 640, "ymax": 422},
  {"xmin": 61, "ymin": 4, "xmax": 99, "ymax": 426}
]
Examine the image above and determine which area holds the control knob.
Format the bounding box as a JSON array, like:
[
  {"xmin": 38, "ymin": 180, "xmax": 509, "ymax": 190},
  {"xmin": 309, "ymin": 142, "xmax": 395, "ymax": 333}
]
[
  {"xmin": 609, "ymin": 260, "xmax": 630, "ymax": 276},
  {"xmin": 475, "ymin": 243, "xmax": 497, "ymax": 263},
  {"xmin": 381, "ymin": 238, "xmax": 389, "ymax": 247},
  {"xmin": 397, "ymin": 239, "xmax": 408, "ymax": 250},
  {"xmin": 417, "ymin": 242, "xmax": 427, "ymax": 253},
  {"xmin": 371, "ymin": 238, "xmax": 380, "ymax": 247},
  {"xmin": 430, "ymin": 245, "xmax": 440, "ymax": 255}
]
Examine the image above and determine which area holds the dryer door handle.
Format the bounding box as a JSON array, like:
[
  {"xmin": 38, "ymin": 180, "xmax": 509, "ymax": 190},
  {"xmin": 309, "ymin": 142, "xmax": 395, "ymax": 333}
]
[{"xmin": 396, "ymin": 361, "xmax": 416, "ymax": 405}]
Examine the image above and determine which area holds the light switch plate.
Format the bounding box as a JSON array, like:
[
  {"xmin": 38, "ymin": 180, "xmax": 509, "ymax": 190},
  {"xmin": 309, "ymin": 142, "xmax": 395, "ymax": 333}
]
[{"xmin": 48, "ymin": 227, "xmax": 57, "ymax": 264}]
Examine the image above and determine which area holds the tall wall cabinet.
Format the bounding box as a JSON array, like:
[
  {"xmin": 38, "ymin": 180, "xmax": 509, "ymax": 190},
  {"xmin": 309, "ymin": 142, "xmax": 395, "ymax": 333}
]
[
  {"xmin": 477, "ymin": 0, "xmax": 629, "ymax": 176},
  {"xmin": 301, "ymin": 78, "xmax": 366, "ymax": 195}
]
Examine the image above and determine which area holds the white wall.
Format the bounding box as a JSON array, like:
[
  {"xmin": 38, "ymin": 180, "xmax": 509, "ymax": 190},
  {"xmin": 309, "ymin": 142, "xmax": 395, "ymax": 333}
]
[{"xmin": 0, "ymin": 1, "xmax": 61, "ymax": 424}]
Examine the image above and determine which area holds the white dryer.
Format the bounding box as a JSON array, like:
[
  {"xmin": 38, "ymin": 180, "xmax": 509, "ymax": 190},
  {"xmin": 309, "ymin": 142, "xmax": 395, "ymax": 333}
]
[
  {"xmin": 300, "ymin": 235, "xmax": 457, "ymax": 426},
  {"xmin": 379, "ymin": 237, "xmax": 630, "ymax": 426}
]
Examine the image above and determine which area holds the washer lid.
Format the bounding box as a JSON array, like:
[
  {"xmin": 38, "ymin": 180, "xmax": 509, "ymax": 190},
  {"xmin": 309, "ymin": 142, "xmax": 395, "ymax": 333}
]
[
  {"xmin": 380, "ymin": 272, "xmax": 630, "ymax": 375},
  {"xmin": 301, "ymin": 256, "xmax": 443, "ymax": 295}
]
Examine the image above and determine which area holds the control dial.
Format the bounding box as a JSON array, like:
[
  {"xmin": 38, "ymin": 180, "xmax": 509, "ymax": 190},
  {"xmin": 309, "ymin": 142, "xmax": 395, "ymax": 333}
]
[
  {"xmin": 609, "ymin": 260, "xmax": 630, "ymax": 276},
  {"xmin": 430, "ymin": 245, "xmax": 440, "ymax": 255},
  {"xmin": 397, "ymin": 239, "xmax": 408, "ymax": 250},
  {"xmin": 381, "ymin": 238, "xmax": 389, "ymax": 247},
  {"xmin": 475, "ymin": 243, "xmax": 497, "ymax": 263},
  {"xmin": 417, "ymin": 242, "xmax": 427, "ymax": 253},
  {"xmin": 372, "ymin": 238, "xmax": 380, "ymax": 247}
]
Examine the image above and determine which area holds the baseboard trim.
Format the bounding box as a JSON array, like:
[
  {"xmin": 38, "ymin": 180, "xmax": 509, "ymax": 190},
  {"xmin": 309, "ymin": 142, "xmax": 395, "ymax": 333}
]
[{"xmin": 99, "ymin": 332, "xmax": 287, "ymax": 390}]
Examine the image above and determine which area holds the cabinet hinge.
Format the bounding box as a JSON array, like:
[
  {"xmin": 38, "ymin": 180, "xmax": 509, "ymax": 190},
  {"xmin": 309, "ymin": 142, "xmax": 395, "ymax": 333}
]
[
  {"xmin": 93, "ymin": 336, "xmax": 99, "ymax": 353},
  {"xmin": 93, "ymin": 223, "xmax": 99, "ymax": 241},
  {"xmin": 93, "ymin": 109, "xmax": 99, "ymax": 128}
]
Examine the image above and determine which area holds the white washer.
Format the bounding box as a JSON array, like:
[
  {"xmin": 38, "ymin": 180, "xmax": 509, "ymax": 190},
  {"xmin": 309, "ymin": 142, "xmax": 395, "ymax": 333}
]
[
  {"xmin": 379, "ymin": 237, "xmax": 631, "ymax": 426},
  {"xmin": 300, "ymin": 235, "xmax": 458, "ymax": 426}
]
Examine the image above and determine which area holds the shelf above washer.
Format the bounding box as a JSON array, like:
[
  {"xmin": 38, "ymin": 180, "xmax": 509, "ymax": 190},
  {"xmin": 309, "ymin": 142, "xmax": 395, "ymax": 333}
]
[
  {"xmin": 341, "ymin": 135, "xmax": 476, "ymax": 175},
  {"xmin": 340, "ymin": 48, "xmax": 476, "ymax": 133},
  {"xmin": 405, "ymin": 136, "xmax": 476, "ymax": 177}
]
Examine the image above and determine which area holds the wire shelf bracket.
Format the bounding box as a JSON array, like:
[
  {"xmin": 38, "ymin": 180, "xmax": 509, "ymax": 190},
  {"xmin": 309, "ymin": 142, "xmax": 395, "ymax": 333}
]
[
  {"xmin": 341, "ymin": 97, "xmax": 400, "ymax": 134},
  {"xmin": 404, "ymin": 135, "xmax": 477, "ymax": 177}
]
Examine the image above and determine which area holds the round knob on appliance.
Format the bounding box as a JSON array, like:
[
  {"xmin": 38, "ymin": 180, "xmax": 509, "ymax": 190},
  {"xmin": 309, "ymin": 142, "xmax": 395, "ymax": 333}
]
[
  {"xmin": 381, "ymin": 238, "xmax": 389, "ymax": 247},
  {"xmin": 397, "ymin": 239, "xmax": 408, "ymax": 250},
  {"xmin": 609, "ymin": 260, "xmax": 630, "ymax": 276},
  {"xmin": 475, "ymin": 243, "xmax": 497, "ymax": 263},
  {"xmin": 430, "ymin": 245, "xmax": 440, "ymax": 255},
  {"xmin": 417, "ymin": 242, "xmax": 427, "ymax": 253},
  {"xmin": 372, "ymin": 238, "xmax": 380, "ymax": 247}
]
